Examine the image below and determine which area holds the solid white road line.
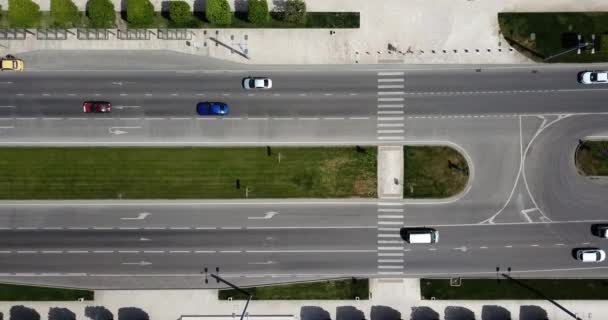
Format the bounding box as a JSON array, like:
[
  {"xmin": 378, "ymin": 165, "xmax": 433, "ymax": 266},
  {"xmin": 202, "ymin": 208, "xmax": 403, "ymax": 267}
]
[
  {"xmin": 378, "ymin": 265, "xmax": 404, "ymax": 269},
  {"xmin": 378, "ymin": 259, "xmax": 404, "ymax": 263},
  {"xmin": 377, "ymin": 116, "xmax": 404, "ymax": 121},
  {"xmin": 378, "ymin": 72, "xmax": 404, "ymax": 76},
  {"xmin": 378, "ymin": 252, "xmax": 404, "ymax": 257},
  {"xmin": 378, "ymin": 85, "xmax": 405, "ymax": 89},
  {"xmin": 378, "ymin": 91, "xmax": 405, "ymax": 95},
  {"xmin": 378, "ymin": 78, "xmax": 404, "ymax": 83},
  {"xmin": 378, "ymin": 104, "xmax": 404, "ymax": 108},
  {"xmin": 378, "ymin": 208, "xmax": 404, "ymax": 212},
  {"xmin": 378, "ymin": 215, "xmax": 404, "ymax": 219},
  {"xmin": 378, "ymin": 110, "xmax": 404, "ymax": 115},
  {"xmin": 378, "ymin": 98, "xmax": 404, "ymax": 102},
  {"xmin": 377, "ymin": 123, "xmax": 405, "ymax": 128}
]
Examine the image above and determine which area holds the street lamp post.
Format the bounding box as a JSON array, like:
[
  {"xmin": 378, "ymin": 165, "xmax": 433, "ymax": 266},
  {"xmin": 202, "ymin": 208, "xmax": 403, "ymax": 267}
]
[{"xmin": 203, "ymin": 268, "xmax": 253, "ymax": 320}]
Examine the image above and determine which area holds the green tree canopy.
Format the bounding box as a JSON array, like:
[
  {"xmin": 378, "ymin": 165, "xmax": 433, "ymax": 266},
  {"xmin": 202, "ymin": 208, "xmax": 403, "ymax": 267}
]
[
  {"xmin": 248, "ymin": 0, "xmax": 269, "ymax": 24},
  {"xmin": 8, "ymin": 0, "xmax": 41, "ymax": 28},
  {"xmin": 126, "ymin": 0, "xmax": 155, "ymax": 27},
  {"xmin": 205, "ymin": 0, "xmax": 231, "ymax": 26},
  {"xmin": 284, "ymin": 0, "xmax": 306, "ymax": 24},
  {"xmin": 169, "ymin": 0, "xmax": 192, "ymax": 26},
  {"xmin": 86, "ymin": 0, "xmax": 116, "ymax": 28},
  {"xmin": 51, "ymin": 0, "xmax": 79, "ymax": 28}
]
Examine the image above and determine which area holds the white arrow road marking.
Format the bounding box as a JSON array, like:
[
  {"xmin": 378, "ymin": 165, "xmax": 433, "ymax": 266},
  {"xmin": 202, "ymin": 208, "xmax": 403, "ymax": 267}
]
[
  {"xmin": 247, "ymin": 261, "xmax": 276, "ymax": 265},
  {"xmin": 122, "ymin": 261, "xmax": 152, "ymax": 266},
  {"xmin": 248, "ymin": 211, "xmax": 279, "ymax": 220},
  {"xmin": 121, "ymin": 212, "xmax": 150, "ymax": 220},
  {"xmin": 109, "ymin": 126, "xmax": 141, "ymax": 135},
  {"xmin": 111, "ymin": 81, "xmax": 135, "ymax": 86},
  {"xmin": 114, "ymin": 105, "xmax": 141, "ymax": 110},
  {"xmin": 139, "ymin": 237, "xmax": 151, "ymax": 241},
  {"xmin": 453, "ymin": 246, "xmax": 468, "ymax": 252}
]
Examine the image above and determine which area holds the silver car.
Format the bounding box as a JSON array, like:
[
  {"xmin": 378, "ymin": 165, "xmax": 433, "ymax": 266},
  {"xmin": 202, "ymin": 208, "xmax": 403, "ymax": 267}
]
[
  {"xmin": 576, "ymin": 249, "xmax": 606, "ymax": 262},
  {"xmin": 578, "ymin": 71, "xmax": 608, "ymax": 84},
  {"xmin": 243, "ymin": 77, "xmax": 272, "ymax": 90}
]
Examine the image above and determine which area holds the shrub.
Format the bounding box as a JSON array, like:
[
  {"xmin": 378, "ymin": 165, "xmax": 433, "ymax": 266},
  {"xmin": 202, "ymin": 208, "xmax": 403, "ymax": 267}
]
[
  {"xmin": 87, "ymin": 0, "xmax": 116, "ymax": 28},
  {"xmin": 247, "ymin": 0, "xmax": 268, "ymax": 24},
  {"xmin": 51, "ymin": 0, "xmax": 79, "ymax": 28},
  {"xmin": 126, "ymin": 0, "xmax": 155, "ymax": 27},
  {"xmin": 284, "ymin": 0, "xmax": 306, "ymax": 24},
  {"xmin": 169, "ymin": 0, "xmax": 191, "ymax": 26},
  {"xmin": 205, "ymin": 0, "xmax": 231, "ymax": 26},
  {"xmin": 8, "ymin": 0, "xmax": 41, "ymax": 27}
]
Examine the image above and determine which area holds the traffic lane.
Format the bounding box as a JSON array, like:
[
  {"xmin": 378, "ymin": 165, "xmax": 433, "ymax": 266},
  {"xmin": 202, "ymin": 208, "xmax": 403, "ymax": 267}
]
[
  {"xmin": 525, "ymin": 114, "xmax": 608, "ymax": 222},
  {"xmin": 402, "ymin": 245, "xmax": 608, "ymax": 276},
  {"xmin": 0, "ymin": 202, "xmax": 379, "ymax": 229},
  {"xmin": 401, "ymin": 67, "xmax": 586, "ymax": 92},
  {"xmin": 0, "ymin": 251, "xmax": 377, "ymax": 276},
  {"xmin": 0, "ymin": 93, "xmax": 375, "ymax": 118},
  {"xmin": 0, "ymin": 71, "xmax": 377, "ymax": 95},
  {"xmin": 427, "ymin": 223, "xmax": 602, "ymax": 249},
  {"xmin": 0, "ymin": 229, "xmax": 377, "ymax": 251},
  {"xmin": 402, "ymin": 89, "xmax": 608, "ymax": 115},
  {"xmin": 0, "ymin": 117, "xmax": 377, "ymax": 144}
]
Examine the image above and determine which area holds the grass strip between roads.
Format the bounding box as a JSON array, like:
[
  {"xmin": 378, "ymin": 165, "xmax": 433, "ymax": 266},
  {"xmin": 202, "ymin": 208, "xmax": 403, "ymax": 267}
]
[
  {"xmin": 421, "ymin": 278, "xmax": 608, "ymax": 300},
  {"xmin": 0, "ymin": 283, "xmax": 93, "ymax": 301},
  {"xmin": 498, "ymin": 12, "xmax": 608, "ymax": 62},
  {"xmin": 219, "ymin": 279, "xmax": 369, "ymax": 300},
  {"xmin": 0, "ymin": 147, "xmax": 376, "ymax": 199},
  {"xmin": 575, "ymin": 140, "xmax": 608, "ymax": 176},
  {"xmin": 403, "ymin": 146, "xmax": 469, "ymax": 198}
]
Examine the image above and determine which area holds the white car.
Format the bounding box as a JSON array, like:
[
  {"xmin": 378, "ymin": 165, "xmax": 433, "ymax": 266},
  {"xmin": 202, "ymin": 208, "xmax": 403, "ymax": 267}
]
[
  {"xmin": 576, "ymin": 249, "xmax": 606, "ymax": 262},
  {"xmin": 243, "ymin": 77, "xmax": 272, "ymax": 90},
  {"xmin": 578, "ymin": 71, "xmax": 608, "ymax": 84}
]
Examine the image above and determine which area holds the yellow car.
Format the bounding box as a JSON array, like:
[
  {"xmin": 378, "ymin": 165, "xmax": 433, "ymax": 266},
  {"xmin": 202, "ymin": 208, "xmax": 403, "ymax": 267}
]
[{"xmin": 1, "ymin": 55, "xmax": 24, "ymax": 71}]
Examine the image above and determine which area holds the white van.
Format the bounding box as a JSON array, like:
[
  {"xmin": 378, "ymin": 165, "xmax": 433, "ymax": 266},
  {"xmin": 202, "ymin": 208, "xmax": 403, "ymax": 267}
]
[{"xmin": 403, "ymin": 228, "xmax": 439, "ymax": 244}]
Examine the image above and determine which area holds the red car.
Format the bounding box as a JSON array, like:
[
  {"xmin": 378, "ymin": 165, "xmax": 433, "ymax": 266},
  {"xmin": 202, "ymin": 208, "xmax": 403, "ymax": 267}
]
[{"xmin": 83, "ymin": 101, "xmax": 112, "ymax": 113}]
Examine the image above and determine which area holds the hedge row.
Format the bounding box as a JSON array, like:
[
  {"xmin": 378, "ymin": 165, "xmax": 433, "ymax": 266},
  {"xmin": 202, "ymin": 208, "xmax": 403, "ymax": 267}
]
[{"xmin": 2, "ymin": 0, "xmax": 359, "ymax": 28}]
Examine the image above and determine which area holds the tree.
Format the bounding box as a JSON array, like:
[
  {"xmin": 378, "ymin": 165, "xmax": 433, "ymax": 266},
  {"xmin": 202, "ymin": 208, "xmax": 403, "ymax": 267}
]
[
  {"xmin": 247, "ymin": 0, "xmax": 268, "ymax": 24},
  {"xmin": 126, "ymin": 0, "xmax": 155, "ymax": 27},
  {"xmin": 284, "ymin": 0, "xmax": 306, "ymax": 24},
  {"xmin": 8, "ymin": 0, "xmax": 41, "ymax": 27},
  {"xmin": 87, "ymin": 0, "xmax": 116, "ymax": 28},
  {"xmin": 169, "ymin": 0, "xmax": 191, "ymax": 26},
  {"xmin": 51, "ymin": 0, "xmax": 79, "ymax": 28},
  {"xmin": 205, "ymin": 0, "xmax": 231, "ymax": 26}
]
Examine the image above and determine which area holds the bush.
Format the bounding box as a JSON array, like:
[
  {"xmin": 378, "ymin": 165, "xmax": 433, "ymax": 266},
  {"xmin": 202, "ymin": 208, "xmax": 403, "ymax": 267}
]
[
  {"xmin": 284, "ymin": 0, "xmax": 306, "ymax": 25},
  {"xmin": 169, "ymin": 0, "xmax": 191, "ymax": 26},
  {"xmin": 205, "ymin": 0, "xmax": 231, "ymax": 26},
  {"xmin": 87, "ymin": 0, "xmax": 115, "ymax": 28},
  {"xmin": 126, "ymin": 0, "xmax": 155, "ymax": 27},
  {"xmin": 8, "ymin": 0, "xmax": 41, "ymax": 27},
  {"xmin": 51, "ymin": 0, "xmax": 79, "ymax": 28},
  {"xmin": 248, "ymin": 0, "xmax": 268, "ymax": 24}
]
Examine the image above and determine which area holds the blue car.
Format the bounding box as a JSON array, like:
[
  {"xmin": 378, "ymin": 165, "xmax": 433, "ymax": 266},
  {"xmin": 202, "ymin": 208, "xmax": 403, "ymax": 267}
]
[{"xmin": 196, "ymin": 102, "xmax": 229, "ymax": 116}]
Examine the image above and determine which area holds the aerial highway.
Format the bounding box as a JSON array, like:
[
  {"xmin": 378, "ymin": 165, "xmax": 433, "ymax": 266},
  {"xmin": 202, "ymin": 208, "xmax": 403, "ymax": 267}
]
[{"xmin": 0, "ymin": 52, "xmax": 607, "ymax": 288}]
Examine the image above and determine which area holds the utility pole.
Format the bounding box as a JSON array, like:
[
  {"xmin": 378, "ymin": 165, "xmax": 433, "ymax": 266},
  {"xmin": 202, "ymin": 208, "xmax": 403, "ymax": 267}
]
[{"xmin": 203, "ymin": 267, "xmax": 253, "ymax": 320}]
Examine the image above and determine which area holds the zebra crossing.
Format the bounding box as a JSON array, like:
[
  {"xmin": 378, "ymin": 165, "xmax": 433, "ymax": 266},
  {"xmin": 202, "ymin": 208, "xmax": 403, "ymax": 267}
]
[
  {"xmin": 377, "ymin": 202, "xmax": 405, "ymax": 275},
  {"xmin": 377, "ymin": 72, "xmax": 405, "ymax": 141}
]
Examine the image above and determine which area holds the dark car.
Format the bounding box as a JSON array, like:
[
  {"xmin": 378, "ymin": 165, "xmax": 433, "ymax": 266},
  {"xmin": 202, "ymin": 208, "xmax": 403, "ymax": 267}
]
[
  {"xmin": 196, "ymin": 102, "xmax": 229, "ymax": 116},
  {"xmin": 83, "ymin": 101, "xmax": 111, "ymax": 113}
]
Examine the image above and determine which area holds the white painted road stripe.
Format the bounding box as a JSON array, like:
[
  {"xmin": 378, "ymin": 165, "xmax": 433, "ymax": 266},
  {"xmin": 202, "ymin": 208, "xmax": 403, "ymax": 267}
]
[
  {"xmin": 378, "ymin": 110, "xmax": 404, "ymax": 115},
  {"xmin": 378, "ymin": 136, "xmax": 405, "ymax": 140},
  {"xmin": 378, "ymin": 221, "xmax": 404, "ymax": 226},
  {"xmin": 377, "ymin": 116, "xmax": 404, "ymax": 121},
  {"xmin": 378, "ymin": 91, "xmax": 405, "ymax": 95},
  {"xmin": 378, "ymin": 104, "xmax": 404, "ymax": 108},
  {"xmin": 378, "ymin": 215, "xmax": 404, "ymax": 219},
  {"xmin": 378, "ymin": 265, "xmax": 404, "ymax": 269},
  {"xmin": 378, "ymin": 240, "xmax": 402, "ymax": 244},
  {"xmin": 378, "ymin": 246, "xmax": 403, "ymax": 251},
  {"xmin": 378, "ymin": 259, "xmax": 404, "ymax": 263},
  {"xmin": 378, "ymin": 208, "xmax": 404, "ymax": 212},
  {"xmin": 378, "ymin": 271, "xmax": 404, "ymax": 275},
  {"xmin": 378, "ymin": 252, "xmax": 404, "ymax": 257},
  {"xmin": 378, "ymin": 85, "xmax": 405, "ymax": 89},
  {"xmin": 378, "ymin": 98, "xmax": 404, "ymax": 102},
  {"xmin": 377, "ymin": 123, "xmax": 405, "ymax": 128},
  {"xmin": 378, "ymin": 72, "xmax": 404, "ymax": 76},
  {"xmin": 378, "ymin": 78, "xmax": 404, "ymax": 83},
  {"xmin": 378, "ymin": 130, "xmax": 404, "ymax": 134}
]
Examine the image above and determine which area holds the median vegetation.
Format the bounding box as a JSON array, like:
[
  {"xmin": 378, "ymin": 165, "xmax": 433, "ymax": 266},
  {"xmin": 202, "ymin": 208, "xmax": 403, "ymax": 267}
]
[
  {"xmin": 403, "ymin": 146, "xmax": 469, "ymax": 198},
  {"xmin": 422, "ymin": 278, "xmax": 608, "ymax": 300},
  {"xmin": 0, "ymin": 283, "xmax": 93, "ymax": 301},
  {"xmin": 0, "ymin": 0, "xmax": 358, "ymax": 28},
  {"xmin": 499, "ymin": 12, "xmax": 608, "ymax": 62},
  {"xmin": 576, "ymin": 140, "xmax": 608, "ymax": 176},
  {"xmin": 0, "ymin": 147, "xmax": 376, "ymax": 199},
  {"xmin": 219, "ymin": 278, "xmax": 368, "ymax": 300}
]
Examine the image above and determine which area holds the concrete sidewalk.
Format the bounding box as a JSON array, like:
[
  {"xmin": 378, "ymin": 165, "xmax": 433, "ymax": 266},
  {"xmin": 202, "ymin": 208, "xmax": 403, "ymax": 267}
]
[
  {"xmin": 2, "ymin": 0, "xmax": 608, "ymax": 64},
  {"xmin": 0, "ymin": 279, "xmax": 602, "ymax": 320}
]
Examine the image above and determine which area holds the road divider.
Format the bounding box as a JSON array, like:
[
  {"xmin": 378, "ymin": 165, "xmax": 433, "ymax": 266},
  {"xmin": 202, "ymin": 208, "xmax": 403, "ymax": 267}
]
[
  {"xmin": 575, "ymin": 140, "xmax": 608, "ymax": 176},
  {"xmin": 404, "ymin": 146, "xmax": 469, "ymax": 198},
  {"xmin": 219, "ymin": 278, "xmax": 368, "ymax": 300},
  {"xmin": 0, "ymin": 147, "xmax": 376, "ymax": 199}
]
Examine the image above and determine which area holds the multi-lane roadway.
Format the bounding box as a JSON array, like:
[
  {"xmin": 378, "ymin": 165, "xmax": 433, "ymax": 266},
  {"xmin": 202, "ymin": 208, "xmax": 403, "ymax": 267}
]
[{"xmin": 0, "ymin": 54, "xmax": 607, "ymax": 288}]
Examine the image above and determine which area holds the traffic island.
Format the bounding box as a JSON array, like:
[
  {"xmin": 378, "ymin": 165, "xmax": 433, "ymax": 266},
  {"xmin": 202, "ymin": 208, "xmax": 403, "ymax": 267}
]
[
  {"xmin": 0, "ymin": 283, "xmax": 93, "ymax": 301},
  {"xmin": 575, "ymin": 140, "xmax": 608, "ymax": 176},
  {"xmin": 0, "ymin": 147, "xmax": 376, "ymax": 199},
  {"xmin": 403, "ymin": 146, "xmax": 469, "ymax": 198}
]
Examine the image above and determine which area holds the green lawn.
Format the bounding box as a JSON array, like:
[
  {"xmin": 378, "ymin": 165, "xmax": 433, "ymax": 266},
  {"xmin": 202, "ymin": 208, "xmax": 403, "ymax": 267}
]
[
  {"xmin": 0, "ymin": 147, "xmax": 376, "ymax": 199},
  {"xmin": 403, "ymin": 146, "xmax": 469, "ymax": 198},
  {"xmin": 576, "ymin": 140, "xmax": 608, "ymax": 176},
  {"xmin": 421, "ymin": 278, "xmax": 608, "ymax": 300},
  {"xmin": 0, "ymin": 283, "xmax": 93, "ymax": 301},
  {"xmin": 499, "ymin": 12, "xmax": 608, "ymax": 62},
  {"xmin": 219, "ymin": 278, "xmax": 368, "ymax": 300}
]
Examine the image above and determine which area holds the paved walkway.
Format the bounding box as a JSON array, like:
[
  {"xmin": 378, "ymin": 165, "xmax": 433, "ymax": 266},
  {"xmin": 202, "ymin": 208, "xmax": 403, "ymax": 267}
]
[
  {"xmin": 378, "ymin": 146, "xmax": 403, "ymax": 199},
  {"xmin": 0, "ymin": 279, "xmax": 604, "ymax": 320},
  {"xmin": 1, "ymin": 0, "xmax": 608, "ymax": 64}
]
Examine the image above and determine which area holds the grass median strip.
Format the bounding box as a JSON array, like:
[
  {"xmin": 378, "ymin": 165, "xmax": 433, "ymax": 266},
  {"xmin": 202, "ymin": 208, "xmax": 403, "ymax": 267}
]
[
  {"xmin": 0, "ymin": 283, "xmax": 93, "ymax": 301},
  {"xmin": 498, "ymin": 12, "xmax": 608, "ymax": 62},
  {"xmin": 403, "ymin": 146, "xmax": 469, "ymax": 198},
  {"xmin": 219, "ymin": 278, "xmax": 369, "ymax": 300},
  {"xmin": 0, "ymin": 147, "xmax": 376, "ymax": 199},
  {"xmin": 576, "ymin": 140, "xmax": 608, "ymax": 176},
  {"xmin": 421, "ymin": 278, "xmax": 608, "ymax": 300}
]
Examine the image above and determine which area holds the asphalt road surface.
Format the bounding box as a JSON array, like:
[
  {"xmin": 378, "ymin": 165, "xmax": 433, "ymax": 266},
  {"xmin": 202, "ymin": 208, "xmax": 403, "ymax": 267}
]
[{"xmin": 0, "ymin": 53, "xmax": 607, "ymax": 287}]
